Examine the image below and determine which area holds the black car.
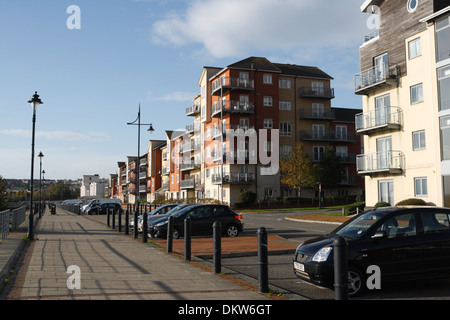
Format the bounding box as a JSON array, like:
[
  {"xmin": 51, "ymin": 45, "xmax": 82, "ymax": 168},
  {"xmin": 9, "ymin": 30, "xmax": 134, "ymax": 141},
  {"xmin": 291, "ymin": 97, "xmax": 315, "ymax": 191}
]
[
  {"xmin": 293, "ymin": 206, "xmax": 450, "ymax": 296},
  {"xmin": 86, "ymin": 203, "xmax": 123, "ymax": 215},
  {"xmin": 148, "ymin": 204, "xmax": 244, "ymax": 239}
]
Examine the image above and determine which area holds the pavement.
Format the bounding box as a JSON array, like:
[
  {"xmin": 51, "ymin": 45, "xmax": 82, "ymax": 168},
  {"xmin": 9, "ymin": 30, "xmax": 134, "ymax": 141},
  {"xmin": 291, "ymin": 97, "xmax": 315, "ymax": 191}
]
[{"xmin": 0, "ymin": 207, "xmax": 312, "ymax": 301}]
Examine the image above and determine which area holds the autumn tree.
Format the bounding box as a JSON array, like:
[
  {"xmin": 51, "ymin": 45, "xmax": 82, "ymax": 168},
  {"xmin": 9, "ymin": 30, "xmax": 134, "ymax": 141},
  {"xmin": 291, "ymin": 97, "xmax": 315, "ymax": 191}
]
[{"xmin": 280, "ymin": 144, "xmax": 316, "ymax": 198}]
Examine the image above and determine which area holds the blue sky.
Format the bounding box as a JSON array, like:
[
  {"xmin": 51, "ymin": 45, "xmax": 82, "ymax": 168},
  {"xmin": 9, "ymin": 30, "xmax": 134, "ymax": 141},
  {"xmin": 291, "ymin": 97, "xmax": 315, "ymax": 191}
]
[{"xmin": 0, "ymin": 0, "xmax": 370, "ymax": 180}]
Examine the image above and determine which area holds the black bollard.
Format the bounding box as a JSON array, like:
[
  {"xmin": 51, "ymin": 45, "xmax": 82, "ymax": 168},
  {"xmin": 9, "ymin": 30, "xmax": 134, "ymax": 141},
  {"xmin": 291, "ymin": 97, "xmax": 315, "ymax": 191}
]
[
  {"xmin": 125, "ymin": 205, "xmax": 129, "ymax": 235},
  {"xmin": 118, "ymin": 208, "xmax": 122, "ymax": 232},
  {"xmin": 334, "ymin": 236, "xmax": 348, "ymax": 300},
  {"xmin": 142, "ymin": 206, "xmax": 148, "ymax": 243},
  {"xmin": 167, "ymin": 215, "xmax": 174, "ymax": 253},
  {"xmin": 184, "ymin": 217, "xmax": 191, "ymax": 261},
  {"xmin": 258, "ymin": 227, "xmax": 269, "ymax": 293},
  {"xmin": 133, "ymin": 206, "xmax": 138, "ymax": 240},
  {"xmin": 213, "ymin": 221, "xmax": 221, "ymax": 274},
  {"xmin": 107, "ymin": 207, "xmax": 110, "ymax": 227},
  {"xmin": 112, "ymin": 207, "xmax": 116, "ymax": 230}
]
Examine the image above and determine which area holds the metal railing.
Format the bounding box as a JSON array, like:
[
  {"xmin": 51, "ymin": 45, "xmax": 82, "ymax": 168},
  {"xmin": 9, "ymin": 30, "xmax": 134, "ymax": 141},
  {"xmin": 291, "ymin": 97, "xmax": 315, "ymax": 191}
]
[
  {"xmin": 1, "ymin": 206, "xmax": 27, "ymax": 241},
  {"xmin": 357, "ymin": 151, "xmax": 404, "ymax": 174},
  {"xmin": 354, "ymin": 63, "xmax": 399, "ymax": 93},
  {"xmin": 0, "ymin": 210, "xmax": 9, "ymax": 241},
  {"xmin": 355, "ymin": 106, "xmax": 403, "ymax": 133}
]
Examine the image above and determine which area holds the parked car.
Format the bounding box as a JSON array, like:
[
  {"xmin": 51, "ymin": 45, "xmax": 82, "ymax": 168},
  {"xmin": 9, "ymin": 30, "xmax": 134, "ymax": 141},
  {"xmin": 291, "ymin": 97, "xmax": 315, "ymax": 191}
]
[
  {"xmin": 82, "ymin": 198, "xmax": 121, "ymax": 214},
  {"xmin": 148, "ymin": 204, "xmax": 244, "ymax": 239},
  {"xmin": 293, "ymin": 206, "xmax": 450, "ymax": 296},
  {"xmin": 129, "ymin": 204, "xmax": 178, "ymax": 232},
  {"xmin": 144, "ymin": 204, "xmax": 194, "ymax": 229},
  {"xmin": 86, "ymin": 202, "xmax": 123, "ymax": 215},
  {"xmin": 137, "ymin": 204, "xmax": 181, "ymax": 232}
]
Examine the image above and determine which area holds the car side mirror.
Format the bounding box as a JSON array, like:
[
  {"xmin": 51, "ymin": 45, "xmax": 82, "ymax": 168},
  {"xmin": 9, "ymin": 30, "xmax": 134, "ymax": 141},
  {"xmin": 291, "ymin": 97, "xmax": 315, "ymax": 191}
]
[{"xmin": 371, "ymin": 230, "xmax": 387, "ymax": 239}]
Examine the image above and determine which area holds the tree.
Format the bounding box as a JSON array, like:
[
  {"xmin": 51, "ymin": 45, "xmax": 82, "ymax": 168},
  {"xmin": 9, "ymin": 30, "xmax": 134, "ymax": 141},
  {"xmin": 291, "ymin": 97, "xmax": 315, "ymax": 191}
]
[
  {"xmin": 315, "ymin": 147, "xmax": 345, "ymax": 189},
  {"xmin": 0, "ymin": 175, "xmax": 7, "ymax": 211},
  {"xmin": 280, "ymin": 144, "xmax": 316, "ymax": 198}
]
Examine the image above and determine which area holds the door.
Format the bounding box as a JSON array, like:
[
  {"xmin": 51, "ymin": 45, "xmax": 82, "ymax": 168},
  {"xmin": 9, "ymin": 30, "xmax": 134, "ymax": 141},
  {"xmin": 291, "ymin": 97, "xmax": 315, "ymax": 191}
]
[
  {"xmin": 375, "ymin": 94, "xmax": 391, "ymax": 126},
  {"xmin": 374, "ymin": 53, "xmax": 388, "ymax": 82},
  {"xmin": 312, "ymin": 82, "xmax": 324, "ymax": 96},
  {"xmin": 377, "ymin": 136, "xmax": 392, "ymax": 170},
  {"xmin": 365, "ymin": 211, "xmax": 420, "ymax": 281},
  {"xmin": 188, "ymin": 205, "xmax": 214, "ymax": 235}
]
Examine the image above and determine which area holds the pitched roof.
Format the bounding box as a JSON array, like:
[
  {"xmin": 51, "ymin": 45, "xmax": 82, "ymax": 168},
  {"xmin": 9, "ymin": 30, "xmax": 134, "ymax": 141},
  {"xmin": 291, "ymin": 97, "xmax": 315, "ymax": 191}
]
[
  {"xmin": 227, "ymin": 57, "xmax": 281, "ymax": 72},
  {"xmin": 274, "ymin": 63, "xmax": 334, "ymax": 80}
]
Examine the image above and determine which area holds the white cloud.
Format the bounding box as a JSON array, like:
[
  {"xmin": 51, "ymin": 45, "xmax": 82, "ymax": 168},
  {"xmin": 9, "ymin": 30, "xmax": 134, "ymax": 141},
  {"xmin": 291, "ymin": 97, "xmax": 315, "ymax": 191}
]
[
  {"xmin": 0, "ymin": 130, "xmax": 110, "ymax": 142},
  {"xmin": 151, "ymin": 0, "xmax": 368, "ymax": 59}
]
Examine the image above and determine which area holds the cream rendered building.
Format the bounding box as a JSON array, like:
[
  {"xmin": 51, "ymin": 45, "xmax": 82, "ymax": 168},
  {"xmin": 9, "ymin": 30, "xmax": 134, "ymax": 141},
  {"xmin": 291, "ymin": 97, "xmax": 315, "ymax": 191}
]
[{"xmin": 356, "ymin": 0, "xmax": 449, "ymax": 207}]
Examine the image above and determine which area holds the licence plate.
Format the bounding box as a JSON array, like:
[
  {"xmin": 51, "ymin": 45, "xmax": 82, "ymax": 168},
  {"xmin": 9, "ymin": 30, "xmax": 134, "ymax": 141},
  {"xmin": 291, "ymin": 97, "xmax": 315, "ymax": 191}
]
[{"xmin": 294, "ymin": 262, "xmax": 305, "ymax": 272}]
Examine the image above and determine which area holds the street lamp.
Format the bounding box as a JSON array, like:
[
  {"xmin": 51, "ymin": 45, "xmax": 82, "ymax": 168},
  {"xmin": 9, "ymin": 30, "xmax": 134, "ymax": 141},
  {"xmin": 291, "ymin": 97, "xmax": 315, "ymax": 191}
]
[
  {"xmin": 38, "ymin": 152, "xmax": 44, "ymax": 218},
  {"xmin": 28, "ymin": 92, "xmax": 43, "ymax": 240},
  {"xmin": 127, "ymin": 104, "xmax": 154, "ymax": 241}
]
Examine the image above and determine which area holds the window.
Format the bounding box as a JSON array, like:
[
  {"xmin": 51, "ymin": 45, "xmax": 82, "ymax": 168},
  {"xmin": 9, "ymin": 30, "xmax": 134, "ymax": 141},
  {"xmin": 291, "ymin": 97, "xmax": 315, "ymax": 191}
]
[
  {"xmin": 414, "ymin": 177, "xmax": 428, "ymax": 197},
  {"xmin": 376, "ymin": 213, "xmax": 416, "ymax": 239},
  {"xmin": 441, "ymin": 116, "xmax": 450, "ymax": 161},
  {"xmin": 279, "ymin": 101, "xmax": 292, "ymax": 111},
  {"xmin": 263, "ymin": 119, "xmax": 273, "ymax": 129},
  {"xmin": 312, "ymin": 103, "xmax": 324, "ymax": 117},
  {"xmin": 407, "ymin": 0, "xmax": 418, "ymax": 13},
  {"xmin": 280, "ymin": 122, "xmax": 292, "ymax": 136},
  {"xmin": 312, "ymin": 124, "xmax": 325, "ymax": 139},
  {"xmin": 313, "ymin": 146, "xmax": 325, "ymax": 162},
  {"xmin": 410, "ymin": 84, "xmax": 423, "ymax": 104},
  {"xmin": 408, "ymin": 37, "xmax": 421, "ymax": 59},
  {"xmin": 378, "ymin": 180, "xmax": 394, "ymax": 205},
  {"xmin": 279, "ymin": 79, "xmax": 291, "ymax": 89},
  {"xmin": 438, "ymin": 65, "xmax": 450, "ymax": 111},
  {"xmin": 280, "ymin": 144, "xmax": 293, "ymax": 158},
  {"xmin": 336, "ymin": 125, "xmax": 348, "ymax": 141},
  {"xmin": 263, "ymin": 96, "xmax": 273, "ymax": 107},
  {"xmin": 263, "ymin": 74, "xmax": 272, "ymax": 84},
  {"xmin": 420, "ymin": 212, "xmax": 450, "ymax": 234},
  {"xmin": 436, "ymin": 14, "xmax": 450, "ymax": 62},
  {"xmin": 412, "ymin": 130, "xmax": 426, "ymax": 150}
]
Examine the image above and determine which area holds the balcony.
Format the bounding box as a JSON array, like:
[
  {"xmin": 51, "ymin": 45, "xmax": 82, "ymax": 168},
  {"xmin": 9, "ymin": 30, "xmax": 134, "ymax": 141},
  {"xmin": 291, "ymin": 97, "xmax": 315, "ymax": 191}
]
[
  {"xmin": 180, "ymin": 178, "xmax": 195, "ymax": 189},
  {"xmin": 212, "ymin": 173, "xmax": 255, "ymax": 185},
  {"xmin": 211, "ymin": 77, "xmax": 254, "ymax": 96},
  {"xmin": 211, "ymin": 101, "xmax": 255, "ymax": 118},
  {"xmin": 299, "ymin": 87, "xmax": 335, "ymax": 99},
  {"xmin": 354, "ymin": 63, "xmax": 399, "ymax": 95},
  {"xmin": 299, "ymin": 130, "xmax": 356, "ymax": 143},
  {"xmin": 180, "ymin": 161, "xmax": 200, "ymax": 172},
  {"xmin": 299, "ymin": 108, "xmax": 336, "ymax": 120},
  {"xmin": 212, "ymin": 124, "xmax": 255, "ymax": 140},
  {"xmin": 355, "ymin": 106, "xmax": 403, "ymax": 135},
  {"xmin": 186, "ymin": 123, "xmax": 200, "ymax": 133},
  {"xmin": 186, "ymin": 104, "xmax": 200, "ymax": 116},
  {"xmin": 357, "ymin": 151, "xmax": 404, "ymax": 175}
]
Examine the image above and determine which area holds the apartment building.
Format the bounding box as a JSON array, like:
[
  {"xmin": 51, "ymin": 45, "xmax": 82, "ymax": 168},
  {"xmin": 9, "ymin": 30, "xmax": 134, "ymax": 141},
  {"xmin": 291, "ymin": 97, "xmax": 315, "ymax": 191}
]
[
  {"xmin": 355, "ymin": 0, "xmax": 450, "ymax": 206},
  {"xmin": 110, "ymin": 57, "xmax": 363, "ymax": 205}
]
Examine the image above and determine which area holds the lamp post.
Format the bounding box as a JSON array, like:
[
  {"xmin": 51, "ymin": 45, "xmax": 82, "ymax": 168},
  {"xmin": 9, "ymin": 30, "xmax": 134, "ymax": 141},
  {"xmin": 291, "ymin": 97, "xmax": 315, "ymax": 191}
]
[
  {"xmin": 127, "ymin": 104, "xmax": 154, "ymax": 241},
  {"xmin": 28, "ymin": 92, "xmax": 43, "ymax": 240},
  {"xmin": 38, "ymin": 152, "xmax": 44, "ymax": 218}
]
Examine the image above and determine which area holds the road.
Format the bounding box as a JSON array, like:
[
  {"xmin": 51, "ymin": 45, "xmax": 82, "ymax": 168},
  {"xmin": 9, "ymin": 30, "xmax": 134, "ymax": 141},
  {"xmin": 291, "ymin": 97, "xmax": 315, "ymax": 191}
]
[{"xmin": 220, "ymin": 210, "xmax": 450, "ymax": 300}]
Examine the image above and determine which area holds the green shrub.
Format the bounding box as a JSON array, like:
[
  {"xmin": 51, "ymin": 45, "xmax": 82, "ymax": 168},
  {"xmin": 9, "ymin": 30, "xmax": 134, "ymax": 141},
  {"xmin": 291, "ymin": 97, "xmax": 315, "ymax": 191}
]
[
  {"xmin": 374, "ymin": 201, "xmax": 391, "ymax": 208},
  {"xmin": 395, "ymin": 198, "xmax": 427, "ymax": 206},
  {"xmin": 234, "ymin": 190, "xmax": 257, "ymax": 208},
  {"xmin": 342, "ymin": 201, "xmax": 365, "ymax": 216}
]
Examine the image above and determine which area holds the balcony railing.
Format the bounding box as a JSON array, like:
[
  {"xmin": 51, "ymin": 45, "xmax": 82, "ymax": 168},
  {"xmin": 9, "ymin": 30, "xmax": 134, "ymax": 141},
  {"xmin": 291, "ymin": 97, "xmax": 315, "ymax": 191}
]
[
  {"xmin": 355, "ymin": 106, "xmax": 403, "ymax": 135},
  {"xmin": 354, "ymin": 63, "xmax": 399, "ymax": 95},
  {"xmin": 299, "ymin": 130, "xmax": 356, "ymax": 142},
  {"xmin": 299, "ymin": 108, "xmax": 336, "ymax": 120},
  {"xmin": 357, "ymin": 151, "xmax": 404, "ymax": 175},
  {"xmin": 186, "ymin": 104, "xmax": 200, "ymax": 116},
  {"xmin": 211, "ymin": 77, "xmax": 254, "ymax": 95},
  {"xmin": 299, "ymin": 87, "xmax": 335, "ymax": 99},
  {"xmin": 180, "ymin": 178, "xmax": 195, "ymax": 189},
  {"xmin": 212, "ymin": 173, "xmax": 255, "ymax": 185},
  {"xmin": 211, "ymin": 101, "xmax": 255, "ymax": 117}
]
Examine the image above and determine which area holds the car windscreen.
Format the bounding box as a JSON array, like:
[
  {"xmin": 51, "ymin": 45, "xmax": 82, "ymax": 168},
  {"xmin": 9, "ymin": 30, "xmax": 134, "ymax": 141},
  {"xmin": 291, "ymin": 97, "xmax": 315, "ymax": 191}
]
[
  {"xmin": 171, "ymin": 206, "xmax": 194, "ymax": 218},
  {"xmin": 335, "ymin": 211, "xmax": 385, "ymax": 239}
]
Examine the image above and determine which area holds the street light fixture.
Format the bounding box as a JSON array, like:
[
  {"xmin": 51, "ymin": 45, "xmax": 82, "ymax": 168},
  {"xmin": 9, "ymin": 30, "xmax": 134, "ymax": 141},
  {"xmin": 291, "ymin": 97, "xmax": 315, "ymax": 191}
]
[
  {"xmin": 127, "ymin": 104, "xmax": 154, "ymax": 241},
  {"xmin": 28, "ymin": 92, "xmax": 43, "ymax": 240},
  {"xmin": 38, "ymin": 152, "xmax": 44, "ymax": 218}
]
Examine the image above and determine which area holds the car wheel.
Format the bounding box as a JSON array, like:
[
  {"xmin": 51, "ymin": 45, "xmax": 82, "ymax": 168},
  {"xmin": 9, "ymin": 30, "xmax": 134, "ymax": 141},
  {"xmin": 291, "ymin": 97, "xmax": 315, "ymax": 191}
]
[
  {"xmin": 225, "ymin": 224, "xmax": 239, "ymax": 237},
  {"xmin": 348, "ymin": 267, "xmax": 365, "ymax": 296},
  {"xmin": 172, "ymin": 227, "xmax": 181, "ymax": 239}
]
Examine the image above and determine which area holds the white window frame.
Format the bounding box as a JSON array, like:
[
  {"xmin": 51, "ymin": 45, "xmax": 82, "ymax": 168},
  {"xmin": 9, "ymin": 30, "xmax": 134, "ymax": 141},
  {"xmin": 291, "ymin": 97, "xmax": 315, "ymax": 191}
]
[
  {"xmin": 263, "ymin": 96, "xmax": 273, "ymax": 107},
  {"xmin": 411, "ymin": 83, "xmax": 424, "ymax": 104},
  {"xmin": 408, "ymin": 37, "xmax": 422, "ymax": 59},
  {"xmin": 263, "ymin": 74, "xmax": 272, "ymax": 84},
  {"xmin": 412, "ymin": 130, "xmax": 426, "ymax": 150},
  {"xmin": 263, "ymin": 119, "xmax": 273, "ymax": 129},
  {"xmin": 414, "ymin": 177, "xmax": 428, "ymax": 197},
  {"xmin": 280, "ymin": 122, "xmax": 292, "ymax": 136}
]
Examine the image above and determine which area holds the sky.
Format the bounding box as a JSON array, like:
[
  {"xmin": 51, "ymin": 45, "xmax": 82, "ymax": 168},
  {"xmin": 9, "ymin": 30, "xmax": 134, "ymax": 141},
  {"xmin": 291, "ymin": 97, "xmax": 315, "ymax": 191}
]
[{"xmin": 0, "ymin": 0, "xmax": 372, "ymax": 180}]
